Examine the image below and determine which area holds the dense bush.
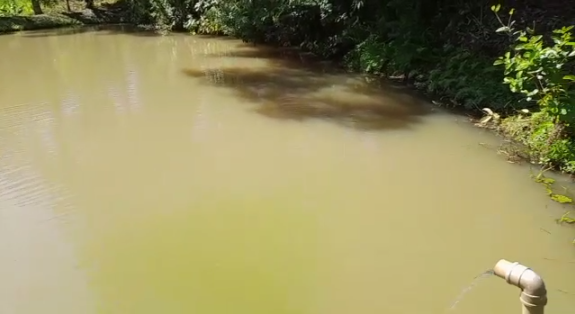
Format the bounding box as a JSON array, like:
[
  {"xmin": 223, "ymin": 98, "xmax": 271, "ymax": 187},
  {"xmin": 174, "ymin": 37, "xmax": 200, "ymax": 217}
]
[
  {"xmin": 0, "ymin": 0, "xmax": 33, "ymax": 15},
  {"xmin": 490, "ymin": 4, "xmax": 575, "ymax": 172}
]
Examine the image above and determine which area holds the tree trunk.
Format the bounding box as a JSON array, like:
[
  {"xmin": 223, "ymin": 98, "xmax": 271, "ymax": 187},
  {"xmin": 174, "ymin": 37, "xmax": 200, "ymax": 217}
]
[
  {"xmin": 31, "ymin": 0, "xmax": 43, "ymax": 14},
  {"xmin": 85, "ymin": 0, "xmax": 94, "ymax": 9},
  {"xmin": 66, "ymin": 0, "xmax": 71, "ymax": 11}
]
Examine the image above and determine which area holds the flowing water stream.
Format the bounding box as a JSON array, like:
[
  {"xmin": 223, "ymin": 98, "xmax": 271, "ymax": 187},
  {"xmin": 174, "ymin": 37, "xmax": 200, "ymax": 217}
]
[
  {"xmin": 1, "ymin": 25, "xmax": 575, "ymax": 314},
  {"xmin": 449, "ymin": 270, "xmax": 495, "ymax": 310}
]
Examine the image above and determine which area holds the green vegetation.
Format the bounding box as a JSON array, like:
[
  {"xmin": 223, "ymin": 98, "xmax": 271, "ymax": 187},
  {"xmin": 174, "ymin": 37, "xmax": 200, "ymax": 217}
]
[
  {"xmin": 0, "ymin": 0, "xmax": 120, "ymax": 32},
  {"xmin": 490, "ymin": 4, "xmax": 575, "ymax": 174},
  {"xmin": 0, "ymin": 0, "xmax": 33, "ymax": 15},
  {"xmin": 533, "ymin": 168, "xmax": 574, "ymax": 204},
  {"xmin": 531, "ymin": 167, "xmax": 575, "ymax": 241}
]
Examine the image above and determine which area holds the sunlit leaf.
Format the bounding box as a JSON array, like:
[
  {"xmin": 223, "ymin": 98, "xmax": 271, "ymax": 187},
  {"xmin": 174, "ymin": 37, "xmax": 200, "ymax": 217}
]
[
  {"xmin": 491, "ymin": 4, "xmax": 501, "ymax": 13},
  {"xmin": 482, "ymin": 108, "xmax": 494, "ymax": 115},
  {"xmin": 559, "ymin": 211, "xmax": 575, "ymax": 223},
  {"xmin": 552, "ymin": 193, "xmax": 572, "ymax": 204}
]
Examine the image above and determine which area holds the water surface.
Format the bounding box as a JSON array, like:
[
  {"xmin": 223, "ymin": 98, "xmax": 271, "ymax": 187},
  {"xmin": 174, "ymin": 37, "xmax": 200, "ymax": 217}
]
[{"xmin": 1, "ymin": 26, "xmax": 575, "ymax": 314}]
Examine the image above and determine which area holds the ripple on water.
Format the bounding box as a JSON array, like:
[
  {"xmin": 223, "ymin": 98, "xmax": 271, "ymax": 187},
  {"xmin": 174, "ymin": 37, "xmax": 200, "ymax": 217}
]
[
  {"xmin": 0, "ymin": 101, "xmax": 72, "ymax": 217},
  {"xmin": 0, "ymin": 97, "xmax": 91, "ymax": 314}
]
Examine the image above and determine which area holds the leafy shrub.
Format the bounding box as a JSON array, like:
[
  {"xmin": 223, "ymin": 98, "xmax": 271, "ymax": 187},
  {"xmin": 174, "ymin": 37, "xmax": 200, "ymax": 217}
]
[
  {"xmin": 426, "ymin": 48, "xmax": 517, "ymax": 110},
  {"xmin": 492, "ymin": 4, "xmax": 575, "ymax": 172},
  {"xmin": 0, "ymin": 0, "xmax": 32, "ymax": 15},
  {"xmin": 343, "ymin": 35, "xmax": 390, "ymax": 73}
]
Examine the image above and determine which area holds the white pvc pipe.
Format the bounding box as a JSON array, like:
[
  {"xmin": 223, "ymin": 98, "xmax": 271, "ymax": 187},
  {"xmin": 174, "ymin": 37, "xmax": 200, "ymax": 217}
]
[{"xmin": 493, "ymin": 259, "xmax": 547, "ymax": 314}]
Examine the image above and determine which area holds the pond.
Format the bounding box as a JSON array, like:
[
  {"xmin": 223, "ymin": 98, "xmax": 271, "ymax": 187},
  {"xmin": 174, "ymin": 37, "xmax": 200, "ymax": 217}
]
[{"xmin": 0, "ymin": 25, "xmax": 574, "ymax": 314}]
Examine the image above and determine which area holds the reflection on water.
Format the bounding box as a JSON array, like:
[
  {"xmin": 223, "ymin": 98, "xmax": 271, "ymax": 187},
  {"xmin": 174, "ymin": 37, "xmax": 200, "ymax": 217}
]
[
  {"xmin": 1, "ymin": 26, "xmax": 575, "ymax": 314},
  {"xmin": 182, "ymin": 48, "xmax": 431, "ymax": 131},
  {"xmin": 126, "ymin": 68, "xmax": 141, "ymax": 112},
  {"xmin": 62, "ymin": 92, "xmax": 81, "ymax": 117},
  {"xmin": 0, "ymin": 121, "xmax": 91, "ymax": 313}
]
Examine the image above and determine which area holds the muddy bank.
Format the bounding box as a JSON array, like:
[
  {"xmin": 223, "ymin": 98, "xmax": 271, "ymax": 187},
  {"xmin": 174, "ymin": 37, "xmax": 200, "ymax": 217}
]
[{"xmin": 0, "ymin": 14, "xmax": 80, "ymax": 33}]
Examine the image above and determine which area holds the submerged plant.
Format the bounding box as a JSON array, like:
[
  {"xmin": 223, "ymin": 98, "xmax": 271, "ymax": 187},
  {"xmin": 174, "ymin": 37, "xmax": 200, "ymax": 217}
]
[
  {"xmin": 531, "ymin": 167, "xmax": 574, "ymax": 204},
  {"xmin": 558, "ymin": 211, "xmax": 575, "ymax": 224}
]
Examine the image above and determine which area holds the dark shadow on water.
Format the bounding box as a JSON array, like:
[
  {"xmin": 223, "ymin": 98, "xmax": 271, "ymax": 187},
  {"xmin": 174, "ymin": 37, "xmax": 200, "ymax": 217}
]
[
  {"xmin": 8, "ymin": 23, "xmax": 433, "ymax": 131},
  {"xmin": 19, "ymin": 24, "xmax": 164, "ymax": 38},
  {"xmin": 182, "ymin": 45, "xmax": 433, "ymax": 131},
  {"xmin": 193, "ymin": 34, "xmax": 238, "ymax": 40}
]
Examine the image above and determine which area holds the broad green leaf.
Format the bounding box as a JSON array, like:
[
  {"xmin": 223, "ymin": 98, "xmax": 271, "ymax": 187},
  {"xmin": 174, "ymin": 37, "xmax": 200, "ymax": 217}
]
[
  {"xmin": 528, "ymin": 67, "xmax": 543, "ymax": 74},
  {"xmin": 563, "ymin": 75, "xmax": 575, "ymax": 81}
]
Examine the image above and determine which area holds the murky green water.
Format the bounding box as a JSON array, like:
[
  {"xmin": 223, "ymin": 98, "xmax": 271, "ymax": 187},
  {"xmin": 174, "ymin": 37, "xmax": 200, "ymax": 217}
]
[{"xmin": 1, "ymin": 26, "xmax": 574, "ymax": 314}]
